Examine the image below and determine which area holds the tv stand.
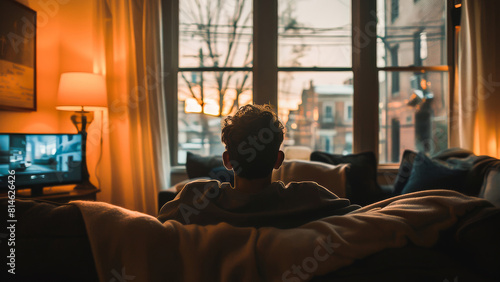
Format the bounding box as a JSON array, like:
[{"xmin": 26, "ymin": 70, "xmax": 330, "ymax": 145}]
[
  {"xmin": 17, "ymin": 186, "xmax": 73, "ymax": 197},
  {"xmin": 13, "ymin": 184, "xmax": 100, "ymax": 203}
]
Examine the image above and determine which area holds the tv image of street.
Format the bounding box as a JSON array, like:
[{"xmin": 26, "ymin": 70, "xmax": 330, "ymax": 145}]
[{"xmin": 0, "ymin": 134, "xmax": 83, "ymax": 187}]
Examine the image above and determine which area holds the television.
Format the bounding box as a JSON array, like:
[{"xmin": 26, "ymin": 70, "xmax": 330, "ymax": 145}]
[{"xmin": 0, "ymin": 133, "xmax": 83, "ymax": 196}]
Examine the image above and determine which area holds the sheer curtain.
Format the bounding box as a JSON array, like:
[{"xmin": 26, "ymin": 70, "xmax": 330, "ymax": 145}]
[
  {"xmin": 93, "ymin": 0, "xmax": 170, "ymax": 215},
  {"xmin": 451, "ymin": 0, "xmax": 500, "ymax": 158}
]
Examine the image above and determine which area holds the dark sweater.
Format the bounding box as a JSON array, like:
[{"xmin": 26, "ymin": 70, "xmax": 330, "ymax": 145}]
[{"xmin": 157, "ymin": 180, "xmax": 360, "ymax": 228}]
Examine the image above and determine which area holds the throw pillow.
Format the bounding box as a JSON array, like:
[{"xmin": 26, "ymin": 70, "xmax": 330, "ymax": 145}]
[
  {"xmin": 185, "ymin": 152, "xmax": 223, "ymax": 179},
  {"xmin": 401, "ymin": 152, "xmax": 470, "ymax": 194},
  {"xmin": 271, "ymin": 160, "xmax": 349, "ymax": 197},
  {"xmin": 209, "ymin": 166, "xmax": 235, "ymax": 185},
  {"xmin": 478, "ymin": 168, "xmax": 500, "ymax": 207},
  {"xmin": 310, "ymin": 151, "xmax": 381, "ymax": 205},
  {"xmin": 393, "ymin": 150, "xmax": 418, "ymax": 195}
]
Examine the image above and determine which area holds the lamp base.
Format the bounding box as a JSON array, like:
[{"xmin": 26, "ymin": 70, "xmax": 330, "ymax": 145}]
[{"xmin": 71, "ymin": 110, "xmax": 94, "ymax": 133}]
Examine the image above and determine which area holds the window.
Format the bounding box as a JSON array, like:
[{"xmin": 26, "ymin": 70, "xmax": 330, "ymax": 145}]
[
  {"xmin": 345, "ymin": 104, "xmax": 353, "ymax": 121},
  {"xmin": 391, "ymin": 0, "xmax": 399, "ymax": 23},
  {"xmin": 164, "ymin": 0, "xmax": 453, "ymax": 165},
  {"xmin": 277, "ymin": 0, "xmax": 352, "ymax": 153},
  {"xmin": 174, "ymin": 0, "xmax": 253, "ymax": 163},
  {"xmin": 378, "ymin": 0, "xmax": 449, "ymax": 163},
  {"xmin": 390, "ymin": 45, "xmax": 400, "ymax": 95},
  {"xmin": 324, "ymin": 105, "xmax": 333, "ymax": 122}
]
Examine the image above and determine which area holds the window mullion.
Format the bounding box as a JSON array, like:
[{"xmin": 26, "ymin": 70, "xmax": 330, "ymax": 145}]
[
  {"xmin": 352, "ymin": 0, "xmax": 379, "ymax": 156},
  {"xmin": 253, "ymin": 0, "xmax": 278, "ymax": 110},
  {"xmin": 163, "ymin": 0, "xmax": 179, "ymax": 165}
]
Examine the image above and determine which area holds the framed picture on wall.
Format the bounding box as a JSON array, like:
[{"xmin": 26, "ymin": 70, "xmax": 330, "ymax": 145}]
[{"xmin": 0, "ymin": 1, "xmax": 37, "ymax": 111}]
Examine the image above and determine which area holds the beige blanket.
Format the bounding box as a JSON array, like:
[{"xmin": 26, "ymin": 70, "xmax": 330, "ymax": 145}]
[{"xmin": 72, "ymin": 190, "xmax": 492, "ymax": 282}]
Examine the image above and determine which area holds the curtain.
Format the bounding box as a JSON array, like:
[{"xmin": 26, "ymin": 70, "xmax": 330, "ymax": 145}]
[
  {"xmin": 93, "ymin": 0, "xmax": 170, "ymax": 215},
  {"xmin": 451, "ymin": 0, "xmax": 500, "ymax": 158}
]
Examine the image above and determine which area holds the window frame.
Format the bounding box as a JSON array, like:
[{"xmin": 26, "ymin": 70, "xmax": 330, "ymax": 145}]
[
  {"xmin": 378, "ymin": 0, "xmax": 455, "ymax": 165},
  {"xmin": 162, "ymin": 0, "xmax": 456, "ymax": 166}
]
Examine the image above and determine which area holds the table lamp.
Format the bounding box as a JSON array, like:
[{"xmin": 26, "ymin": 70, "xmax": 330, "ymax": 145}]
[{"xmin": 56, "ymin": 72, "xmax": 107, "ymax": 190}]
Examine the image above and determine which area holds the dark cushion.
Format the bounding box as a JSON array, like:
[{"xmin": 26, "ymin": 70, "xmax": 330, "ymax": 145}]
[
  {"xmin": 185, "ymin": 151, "xmax": 224, "ymax": 179},
  {"xmin": 209, "ymin": 165, "xmax": 234, "ymax": 185},
  {"xmin": 393, "ymin": 148, "xmax": 494, "ymax": 196},
  {"xmin": 401, "ymin": 152, "xmax": 470, "ymax": 194},
  {"xmin": 310, "ymin": 151, "xmax": 381, "ymax": 205},
  {"xmin": 393, "ymin": 150, "xmax": 418, "ymax": 195}
]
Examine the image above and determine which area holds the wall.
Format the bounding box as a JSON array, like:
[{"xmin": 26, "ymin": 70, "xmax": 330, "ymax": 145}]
[
  {"xmin": 0, "ymin": 0, "xmax": 95, "ymax": 133},
  {"xmin": 1, "ymin": 0, "xmax": 103, "ymax": 189},
  {"xmin": 0, "ymin": 0, "xmax": 59, "ymax": 132}
]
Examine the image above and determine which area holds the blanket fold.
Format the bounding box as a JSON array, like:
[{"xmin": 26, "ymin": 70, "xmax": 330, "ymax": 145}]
[{"xmin": 72, "ymin": 190, "xmax": 494, "ymax": 282}]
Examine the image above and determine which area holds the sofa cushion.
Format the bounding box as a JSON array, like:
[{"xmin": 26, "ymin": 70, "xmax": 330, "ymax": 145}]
[
  {"xmin": 393, "ymin": 148, "xmax": 500, "ymax": 196},
  {"xmin": 185, "ymin": 151, "xmax": 223, "ymax": 179},
  {"xmin": 283, "ymin": 146, "xmax": 312, "ymax": 161},
  {"xmin": 478, "ymin": 168, "xmax": 500, "ymax": 207},
  {"xmin": 393, "ymin": 150, "xmax": 418, "ymax": 195},
  {"xmin": 401, "ymin": 152, "xmax": 471, "ymax": 194},
  {"xmin": 271, "ymin": 160, "xmax": 349, "ymax": 197},
  {"xmin": 310, "ymin": 151, "xmax": 381, "ymax": 205}
]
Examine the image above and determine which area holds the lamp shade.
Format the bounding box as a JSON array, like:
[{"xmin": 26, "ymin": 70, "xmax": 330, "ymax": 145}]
[{"xmin": 57, "ymin": 72, "xmax": 107, "ymax": 111}]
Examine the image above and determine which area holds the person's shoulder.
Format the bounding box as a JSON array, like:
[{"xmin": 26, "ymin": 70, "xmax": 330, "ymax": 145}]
[
  {"xmin": 158, "ymin": 179, "xmax": 221, "ymax": 224},
  {"xmin": 283, "ymin": 181, "xmax": 339, "ymax": 198},
  {"xmin": 183, "ymin": 179, "xmax": 220, "ymax": 188},
  {"xmin": 284, "ymin": 181, "xmax": 325, "ymax": 190},
  {"xmin": 180, "ymin": 179, "xmax": 221, "ymax": 194}
]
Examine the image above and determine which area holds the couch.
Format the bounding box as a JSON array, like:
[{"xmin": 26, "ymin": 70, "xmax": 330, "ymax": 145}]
[
  {"xmin": 2, "ymin": 191, "xmax": 500, "ymax": 281},
  {"xmin": 3, "ymin": 148, "xmax": 500, "ymax": 281}
]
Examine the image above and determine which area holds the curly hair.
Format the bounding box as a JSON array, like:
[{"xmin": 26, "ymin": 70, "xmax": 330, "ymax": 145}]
[{"xmin": 221, "ymin": 104, "xmax": 285, "ymax": 179}]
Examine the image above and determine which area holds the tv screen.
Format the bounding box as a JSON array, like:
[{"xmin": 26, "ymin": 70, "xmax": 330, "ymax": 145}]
[{"xmin": 0, "ymin": 134, "xmax": 83, "ymax": 192}]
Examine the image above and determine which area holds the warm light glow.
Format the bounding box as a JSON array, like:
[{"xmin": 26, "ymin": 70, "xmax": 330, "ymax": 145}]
[
  {"xmin": 420, "ymin": 78, "xmax": 427, "ymax": 90},
  {"xmin": 57, "ymin": 72, "xmax": 107, "ymax": 111},
  {"xmin": 291, "ymin": 123, "xmax": 297, "ymax": 130},
  {"xmin": 455, "ymin": 3, "xmax": 462, "ymax": 8},
  {"xmin": 184, "ymin": 98, "xmax": 203, "ymax": 113},
  {"xmin": 203, "ymin": 99, "xmax": 220, "ymax": 116},
  {"xmin": 313, "ymin": 107, "xmax": 319, "ymax": 121},
  {"xmin": 184, "ymin": 98, "xmax": 220, "ymax": 116},
  {"xmin": 488, "ymin": 136, "xmax": 498, "ymax": 158}
]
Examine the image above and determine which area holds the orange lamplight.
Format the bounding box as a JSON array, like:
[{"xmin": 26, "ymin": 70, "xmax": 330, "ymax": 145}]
[
  {"xmin": 57, "ymin": 72, "xmax": 107, "ymax": 112},
  {"xmin": 56, "ymin": 72, "xmax": 107, "ymax": 190}
]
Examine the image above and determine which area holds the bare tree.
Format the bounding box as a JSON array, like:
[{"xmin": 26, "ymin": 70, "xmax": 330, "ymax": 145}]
[
  {"xmin": 180, "ymin": 0, "xmax": 252, "ymax": 117},
  {"xmin": 179, "ymin": 0, "xmax": 303, "ymax": 153}
]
